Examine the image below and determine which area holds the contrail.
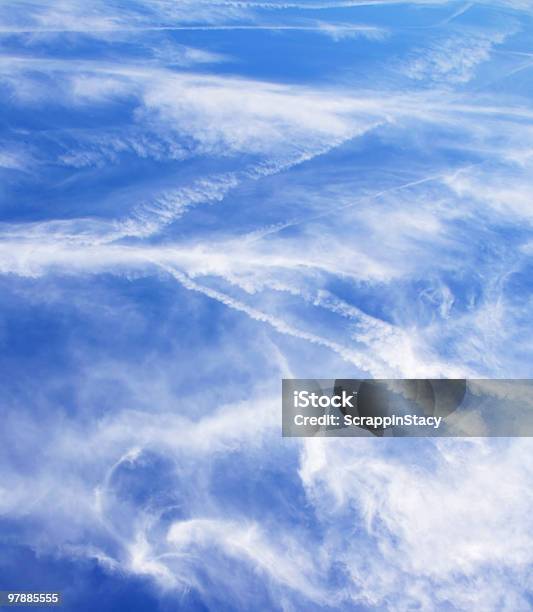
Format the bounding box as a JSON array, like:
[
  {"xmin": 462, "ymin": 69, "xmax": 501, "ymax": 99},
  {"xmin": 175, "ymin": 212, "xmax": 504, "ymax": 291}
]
[
  {"xmin": 0, "ymin": 24, "xmax": 383, "ymax": 34},
  {"xmin": 245, "ymin": 164, "xmax": 481, "ymax": 243}
]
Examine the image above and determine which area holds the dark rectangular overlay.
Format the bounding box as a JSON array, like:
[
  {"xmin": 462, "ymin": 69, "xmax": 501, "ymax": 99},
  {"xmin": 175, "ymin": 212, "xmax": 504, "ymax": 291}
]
[{"xmin": 282, "ymin": 379, "xmax": 533, "ymax": 437}]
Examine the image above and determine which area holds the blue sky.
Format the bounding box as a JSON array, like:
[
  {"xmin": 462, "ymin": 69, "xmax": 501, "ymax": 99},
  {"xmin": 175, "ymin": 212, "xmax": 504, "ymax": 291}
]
[{"xmin": 1, "ymin": 0, "xmax": 533, "ymax": 610}]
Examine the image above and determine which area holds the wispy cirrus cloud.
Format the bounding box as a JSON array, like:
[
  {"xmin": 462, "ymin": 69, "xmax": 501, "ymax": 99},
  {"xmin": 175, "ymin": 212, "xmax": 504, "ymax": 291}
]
[
  {"xmin": 403, "ymin": 28, "xmax": 515, "ymax": 84},
  {"xmin": 1, "ymin": 0, "xmax": 533, "ymax": 609}
]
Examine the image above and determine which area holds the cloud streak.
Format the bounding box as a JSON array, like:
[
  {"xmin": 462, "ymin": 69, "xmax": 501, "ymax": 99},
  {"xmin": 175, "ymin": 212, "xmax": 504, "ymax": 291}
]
[{"xmin": 1, "ymin": 0, "xmax": 533, "ymax": 609}]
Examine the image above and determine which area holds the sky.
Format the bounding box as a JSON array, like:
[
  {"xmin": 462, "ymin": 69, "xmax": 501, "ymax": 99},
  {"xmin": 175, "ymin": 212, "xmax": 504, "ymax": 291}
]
[{"xmin": 1, "ymin": 0, "xmax": 533, "ymax": 610}]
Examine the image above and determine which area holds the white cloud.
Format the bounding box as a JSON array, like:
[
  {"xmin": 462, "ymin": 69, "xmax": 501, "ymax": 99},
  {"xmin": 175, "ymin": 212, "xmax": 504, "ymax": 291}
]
[
  {"xmin": 1, "ymin": 1, "xmax": 533, "ymax": 609},
  {"xmin": 0, "ymin": 150, "xmax": 26, "ymax": 170},
  {"xmin": 404, "ymin": 28, "xmax": 515, "ymax": 84},
  {"xmin": 444, "ymin": 162, "xmax": 533, "ymax": 221},
  {"xmin": 300, "ymin": 437, "xmax": 533, "ymax": 609}
]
